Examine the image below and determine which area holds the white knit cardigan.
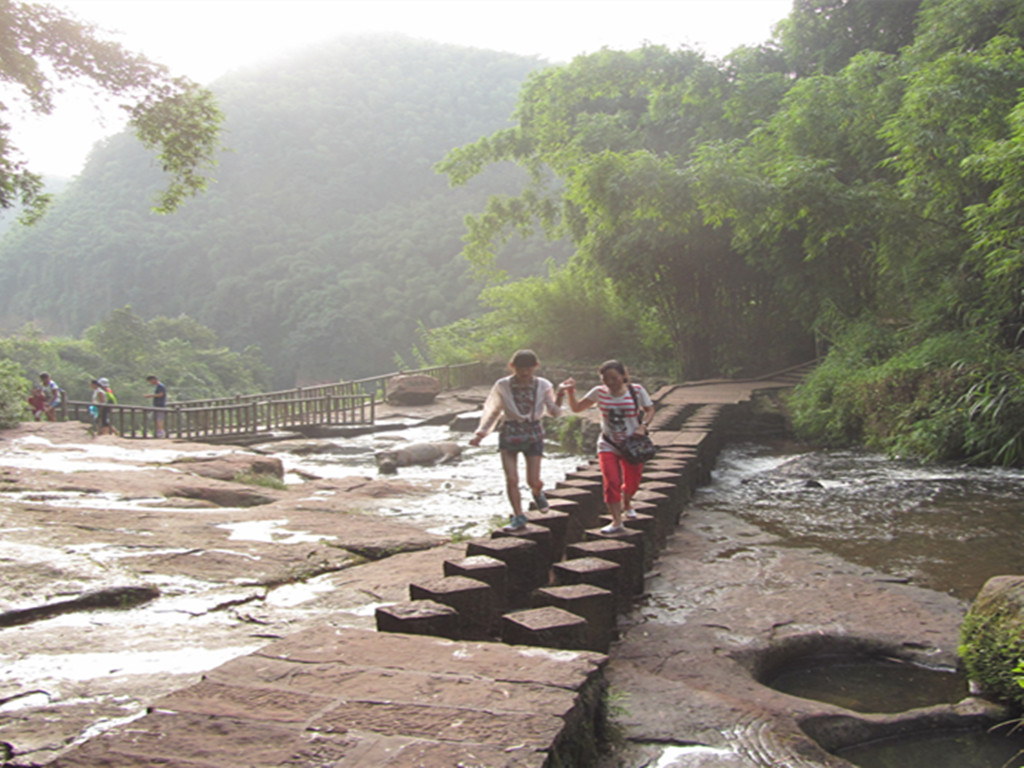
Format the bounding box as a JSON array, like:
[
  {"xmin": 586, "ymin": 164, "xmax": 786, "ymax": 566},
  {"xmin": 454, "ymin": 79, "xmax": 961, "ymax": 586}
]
[{"xmin": 474, "ymin": 375, "xmax": 563, "ymax": 437}]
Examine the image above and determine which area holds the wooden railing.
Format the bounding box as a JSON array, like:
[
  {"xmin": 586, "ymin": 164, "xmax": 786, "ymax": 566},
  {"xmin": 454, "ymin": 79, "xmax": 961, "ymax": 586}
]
[
  {"xmin": 60, "ymin": 361, "xmax": 486, "ymax": 440},
  {"xmin": 64, "ymin": 393, "xmax": 376, "ymax": 440}
]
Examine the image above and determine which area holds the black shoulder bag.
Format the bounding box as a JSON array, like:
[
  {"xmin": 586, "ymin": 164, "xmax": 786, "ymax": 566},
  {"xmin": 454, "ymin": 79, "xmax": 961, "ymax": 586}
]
[{"xmin": 603, "ymin": 385, "xmax": 657, "ymax": 464}]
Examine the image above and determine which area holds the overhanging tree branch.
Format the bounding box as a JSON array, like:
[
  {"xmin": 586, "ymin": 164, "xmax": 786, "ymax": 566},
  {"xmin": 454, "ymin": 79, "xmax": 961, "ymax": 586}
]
[{"xmin": 0, "ymin": 0, "xmax": 223, "ymax": 219}]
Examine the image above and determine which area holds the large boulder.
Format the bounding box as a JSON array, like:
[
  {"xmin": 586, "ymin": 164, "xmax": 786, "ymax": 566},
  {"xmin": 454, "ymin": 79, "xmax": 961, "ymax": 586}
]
[
  {"xmin": 374, "ymin": 441, "xmax": 462, "ymax": 474},
  {"xmin": 386, "ymin": 374, "xmax": 442, "ymax": 405},
  {"xmin": 959, "ymin": 574, "xmax": 1024, "ymax": 707}
]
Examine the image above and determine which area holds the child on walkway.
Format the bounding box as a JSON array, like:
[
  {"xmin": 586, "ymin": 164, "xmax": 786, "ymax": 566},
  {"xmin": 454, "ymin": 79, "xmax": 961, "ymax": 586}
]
[{"xmin": 470, "ymin": 350, "xmax": 566, "ymax": 531}]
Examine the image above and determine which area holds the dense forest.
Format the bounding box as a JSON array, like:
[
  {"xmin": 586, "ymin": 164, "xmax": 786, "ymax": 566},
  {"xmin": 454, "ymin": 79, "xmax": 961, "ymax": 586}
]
[
  {"xmin": 429, "ymin": 0, "xmax": 1024, "ymax": 467},
  {"xmin": 0, "ymin": 36, "xmax": 567, "ymax": 384},
  {"xmin": 6, "ymin": 1, "xmax": 1024, "ymax": 467}
]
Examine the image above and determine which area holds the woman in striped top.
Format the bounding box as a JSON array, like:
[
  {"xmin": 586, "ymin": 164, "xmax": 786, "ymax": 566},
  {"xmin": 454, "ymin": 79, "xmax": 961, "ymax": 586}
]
[{"xmin": 561, "ymin": 360, "xmax": 655, "ymax": 534}]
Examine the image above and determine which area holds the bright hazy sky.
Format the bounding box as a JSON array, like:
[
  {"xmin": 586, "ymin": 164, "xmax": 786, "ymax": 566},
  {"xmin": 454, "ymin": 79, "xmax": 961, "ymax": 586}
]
[{"xmin": 14, "ymin": 0, "xmax": 793, "ymax": 177}]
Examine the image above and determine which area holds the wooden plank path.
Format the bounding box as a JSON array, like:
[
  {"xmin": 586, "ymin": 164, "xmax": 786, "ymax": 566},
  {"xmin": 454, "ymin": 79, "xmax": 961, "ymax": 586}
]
[
  {"xmin": 47, "ymin": 362, "xmax": 815, "ymax": 768},
  {"xmin": 59, "ymin": 362, "xmax": 487, "ymax": 441}
]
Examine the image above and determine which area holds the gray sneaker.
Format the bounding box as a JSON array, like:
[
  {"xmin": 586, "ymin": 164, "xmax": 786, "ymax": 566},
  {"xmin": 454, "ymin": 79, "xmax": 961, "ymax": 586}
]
[{"xmin": 503, "ymin": 515, "xmax": 527, "ymax": 532}]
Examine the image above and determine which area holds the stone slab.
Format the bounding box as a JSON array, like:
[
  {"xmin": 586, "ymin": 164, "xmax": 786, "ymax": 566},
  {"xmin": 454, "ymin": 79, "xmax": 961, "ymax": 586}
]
[{"xmin": 51, "ymin": 627, "xmax": 606, "ymax": 768}]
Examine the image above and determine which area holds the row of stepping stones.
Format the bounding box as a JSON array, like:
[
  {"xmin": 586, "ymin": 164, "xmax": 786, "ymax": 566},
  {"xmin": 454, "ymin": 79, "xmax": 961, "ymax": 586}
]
[{"xmin": 375, "ymin": 402, "xmax": 730, "ymax": 652}]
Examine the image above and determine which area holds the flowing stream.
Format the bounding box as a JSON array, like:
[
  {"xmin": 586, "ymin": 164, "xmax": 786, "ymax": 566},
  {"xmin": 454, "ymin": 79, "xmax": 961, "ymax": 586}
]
[
  {"xmin": 4, "ymin": 426, "xmax": 1024, "ymax": 766},
  {"xmin": 631, "ymin": 439, "xmax": 1024, "ymax": 768},
  {"xmin": 691, "ymin": 441, "xmax": 1024, "ymax": 602}
]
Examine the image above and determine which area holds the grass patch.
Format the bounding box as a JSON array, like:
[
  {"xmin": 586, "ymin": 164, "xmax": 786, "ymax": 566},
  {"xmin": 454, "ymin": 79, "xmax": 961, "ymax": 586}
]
[{"xmin": 233, "ymin": 471, "xmax": 287, "ymax": 490}]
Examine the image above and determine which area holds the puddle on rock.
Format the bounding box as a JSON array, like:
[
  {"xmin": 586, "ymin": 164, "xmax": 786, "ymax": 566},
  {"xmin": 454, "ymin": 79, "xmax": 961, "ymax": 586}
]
[
  {"xmin": 835, "ymin": 726, "xmax": 1024, "ymax": 768},
  {"xmin": 217, "ymin": 519, "xmax": 330, "ymax": 544},
  {"xmin": 765, "ymin": 656, "xmax": 967, "ymax": 713}
]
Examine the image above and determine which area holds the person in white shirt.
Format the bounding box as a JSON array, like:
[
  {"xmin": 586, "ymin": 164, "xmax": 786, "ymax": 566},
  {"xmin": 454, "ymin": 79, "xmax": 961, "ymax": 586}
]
[{"xmin": 471, "ymin": 349, "xmax": 566, "ymax": 531}]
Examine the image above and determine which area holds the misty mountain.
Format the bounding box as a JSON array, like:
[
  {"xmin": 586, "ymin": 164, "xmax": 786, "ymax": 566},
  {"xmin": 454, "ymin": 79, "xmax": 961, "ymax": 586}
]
[{"xmin": 0, "ymin": 35, "xmax": 568, "ymax": 384}]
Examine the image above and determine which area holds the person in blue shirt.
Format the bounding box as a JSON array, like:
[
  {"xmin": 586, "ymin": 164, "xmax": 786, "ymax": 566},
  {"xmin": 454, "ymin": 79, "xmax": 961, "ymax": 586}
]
[{"xmin": 144, "ymin": 375, "xmax": 168, "ymax": 437}]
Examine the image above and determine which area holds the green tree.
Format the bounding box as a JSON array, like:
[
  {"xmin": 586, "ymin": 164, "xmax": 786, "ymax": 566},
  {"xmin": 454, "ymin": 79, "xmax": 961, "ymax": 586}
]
[
  {"xmin": 440, "ymin": 45, "xmax": 812, "ymax": 377},
  {"xmin": 0, "ymin": 0, "xmax": 223, "ymax": 218},
  {"xmin": 775, "ymin": 0, "xmax": 923, "ymax": 76}
]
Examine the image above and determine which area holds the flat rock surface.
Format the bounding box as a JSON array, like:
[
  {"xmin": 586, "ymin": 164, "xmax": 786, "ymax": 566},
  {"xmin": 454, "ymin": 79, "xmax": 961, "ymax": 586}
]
[
  {"xmin": 0, "ymin": 418, "xmax": 462, "ymax": 764},
  {"xmin": 1, "ymin": 370, "xmax": 982, "ymax": 767},
  {"xmin": 51, "ymin": 627, "xmax": 606, "ymax": 768}
]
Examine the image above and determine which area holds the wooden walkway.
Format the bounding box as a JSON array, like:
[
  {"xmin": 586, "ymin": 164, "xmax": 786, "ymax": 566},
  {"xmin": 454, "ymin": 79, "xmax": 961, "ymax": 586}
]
[{"xmin": 60, "ymin": 362, "xmax": 487, "ymax": 441}]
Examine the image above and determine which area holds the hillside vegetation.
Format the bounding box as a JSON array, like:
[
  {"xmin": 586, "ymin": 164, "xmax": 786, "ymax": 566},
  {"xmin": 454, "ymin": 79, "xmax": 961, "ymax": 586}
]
[
  {"xmin": 6, "ymin": 1, "xmax": 1024, "ymax": 467},
  {"xmin": 0, "ymin": 36, "xmax": 566, "ymax": 384},
  {"xmin": 429, "ymin": 0, "xmax": 1024, "ymax": 467}
]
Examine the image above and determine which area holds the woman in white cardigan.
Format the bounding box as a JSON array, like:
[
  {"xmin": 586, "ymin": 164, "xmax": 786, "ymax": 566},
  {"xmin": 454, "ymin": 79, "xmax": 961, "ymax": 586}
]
[{"xmin": 470, "ymin": 349, "xmax": 566, "ymax": 531}]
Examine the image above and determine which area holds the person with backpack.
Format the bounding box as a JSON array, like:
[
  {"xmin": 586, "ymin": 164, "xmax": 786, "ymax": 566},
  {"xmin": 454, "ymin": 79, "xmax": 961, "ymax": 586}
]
[
  {"xmin": 39, "ymin": 372, "xmax": 62, "ymax": 421},
  {"xmin": 96, "ymin": 377, "xmax": 118, "ymax": 436}
]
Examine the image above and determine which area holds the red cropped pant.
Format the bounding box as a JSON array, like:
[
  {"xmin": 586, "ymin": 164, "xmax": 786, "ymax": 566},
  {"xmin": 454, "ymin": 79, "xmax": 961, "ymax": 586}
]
[{"xmin": 599, "ymin": 450, "xmax": 643, "ymax": 504}]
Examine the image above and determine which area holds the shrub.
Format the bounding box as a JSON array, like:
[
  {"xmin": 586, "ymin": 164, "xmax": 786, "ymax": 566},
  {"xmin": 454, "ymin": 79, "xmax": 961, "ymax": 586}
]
[
  {"xmin": 959, "ymin": 577, "xmax": 1024, "ymax": 710},
  {"xmin": 0, "ymin": 359, "xmax": 30, "ymax": 428}
]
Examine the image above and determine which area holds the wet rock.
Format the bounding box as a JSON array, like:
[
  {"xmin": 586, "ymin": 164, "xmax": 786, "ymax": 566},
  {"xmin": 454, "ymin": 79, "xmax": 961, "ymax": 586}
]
[
  {"xmin": 960, "ymin": 574, "xmax": 1024, "ymax": 705},
  {"xmin": 374, "ymin": 441, "xmax": 462, "ymax": 474},
  {"xmin": 342, "ymin": 538, "xmax": 442, "ymax": 561},
  {"xmin": 449, "ymin": 411, "xmax": 482, "ymax": 432},
  {"xmin": 0, "ymin": 585, "xmax": 160, "ymax": 628},
  {"xmin": 169, "ymin": 485, "xmax": 277, "ymax": 507},
  {"xmin": 385, "ymin": 373, "xmax": 442, "ymax": 405},
  {"xmin": 252, "ymin": 439, "xmax": 356, "ymax": 457},
  {"xmin": 170, "ymin": 453, "xmax": 284, "ymax": 481}
]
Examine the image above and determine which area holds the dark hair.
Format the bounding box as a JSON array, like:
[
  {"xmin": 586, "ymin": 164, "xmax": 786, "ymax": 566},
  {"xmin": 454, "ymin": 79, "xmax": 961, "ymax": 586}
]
[
  {"xmin": 146, "ymin": 375, "xmax": 158, "ymax": 381},
  {"xmin": 509, "ymin": 349, "xmax": 539, "ymax": 369},
  {"xmin": 599, "ymin": 359, "xmax": 629, "ymax": 381},
  {"xmin": 39, "ymin": 372, "xmax": 49, "ymax": 380}
]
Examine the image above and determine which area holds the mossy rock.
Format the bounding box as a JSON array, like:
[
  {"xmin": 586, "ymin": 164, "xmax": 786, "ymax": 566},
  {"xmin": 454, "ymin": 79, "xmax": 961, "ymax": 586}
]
[{"xmin": 959, "ymin": 575, "xmax": 1024, "ymax": 708}]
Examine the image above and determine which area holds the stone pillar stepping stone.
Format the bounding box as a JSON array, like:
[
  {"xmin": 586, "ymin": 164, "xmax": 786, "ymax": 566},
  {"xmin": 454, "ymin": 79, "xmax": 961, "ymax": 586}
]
[
  {"xmin": 501, "ymin": 605, "xmax": 589, "ymax": 651},
  {"xmin": 492, "ymin": 522, "xmax": 553, "ymax": 570},
  {"xmin": 631, "ymin": 489, "xmax": 672, "ymax": 549},
  {"xmin": 443, "ymin": 554, "xmax": 508, "ymax": 621},
  {"xmin": 465, "ymin": 536, "xmax": 542, "ymax": 607},
  {"xmin": 565, "ymin": 538, "xmax": 642, "ymax": 599},
  {"xmin": 408, "ymin": 575, "xmax": 494, "ymax": 640},
  {"xmin": 643, "ymin": 469, "xmax": 692, "ymax": 503},
  {"xmin": 600, "ymin": 512, "xmax": 657, "ymax": 568},
  {"xmin": 583, "ymin": 525, "xmax": 645, "ymax": 578},
  {"xmin": 552, "ymin": 556, "xmax": 622, "ymax": 598},
  {"xmin": 633, "ymin": 483, "xmax": 679, "ymax": 537},
  {"xmin": 555, "ymin": 476, "xmax": 603, "ymax": 500},
  {"xmin": 532, "ymin": 583, "xmax": 615, "ymax": 653},
  {"xmin": 546, "ymin": 486, "xmax": 603, "ymax": 542},
  {"xmin": 375, "ymin": 599, "xmax": 459, "ymax": 640},
  {"xmin": 524, "ymin": 509, "xmax": 570, "ymax": 562},
  {"xmin": 546, "ymin": 497, "xmax": 584, "ymax": 547}
]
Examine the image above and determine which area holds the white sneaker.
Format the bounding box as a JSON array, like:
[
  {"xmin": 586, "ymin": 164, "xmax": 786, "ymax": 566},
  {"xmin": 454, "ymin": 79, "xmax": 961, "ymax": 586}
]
[
  {"xmin": 600, "ymin": 523, "xmax": 625, "ymax": 534},
  {"xmin": 625, "ymin": 508, "xmax": 638, "ymax": 519}
]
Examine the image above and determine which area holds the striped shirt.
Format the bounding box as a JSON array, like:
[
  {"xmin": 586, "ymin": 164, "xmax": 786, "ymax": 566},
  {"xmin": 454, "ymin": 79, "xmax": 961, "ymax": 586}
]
[{"xmin": 583, "ymin": 384, "xmax": 653, "ymax": 452}]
